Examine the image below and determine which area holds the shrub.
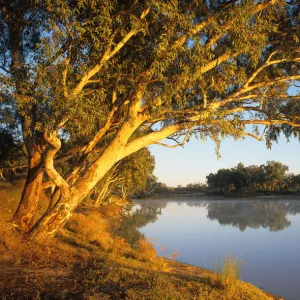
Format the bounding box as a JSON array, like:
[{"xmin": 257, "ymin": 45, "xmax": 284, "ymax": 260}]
[
  {"xmin": 66, "ymin": 210, "xmax": 113, "ymax": 250},
  {"xmin": 132, "ymin": 238, "xmax": 157, "ymax": 262},
  {"xmin": 65, "ymin": 209, "xmax": 131, "ymax": 255}
]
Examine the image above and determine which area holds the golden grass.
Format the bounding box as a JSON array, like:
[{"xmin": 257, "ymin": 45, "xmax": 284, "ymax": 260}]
[
  {"xmin": 0, "ymin": 182, "xmax": 280, "ymax": 300},
  {"xmin": 214, "ymin": 253, "xmax": 245, "ymax": 299}
]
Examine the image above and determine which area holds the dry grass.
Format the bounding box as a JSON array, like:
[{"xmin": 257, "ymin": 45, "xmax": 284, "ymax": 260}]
[
  {"xmin": 0, "ymin": 181, "xmax": 281, "ymax": 300},
  {"xmin": 216, "ymin": 253, "xmax": 243, "ymax": 284},
  {"xmin": 130, "ymin": 238, "xmax": 157, "ymax": 262},
  {"xmin": 214, "ymin": 253, "xmax": 244, "ymax": 299},
  {"xmin": 66, "ymin": 209, "xmax": 113, "ymax": 250}
]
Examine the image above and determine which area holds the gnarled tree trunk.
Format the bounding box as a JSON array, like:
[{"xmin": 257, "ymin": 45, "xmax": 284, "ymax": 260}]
[
  {"xmin": 28, "ymin": 113, "xmax": 167, "ymax": 241},
  {"xmin": 46, "ymin": 186, "xmax": 60, "ymax": 213},
  {"xmin": 29, "ymin": 132, "xmax": 127, "ymax": 241},
  {"xmin": 29, "ymin": 156, "xmax": 116, "ymax": 241},
  {"xmin": 12, "ymin": 151, "xmax": 44, "ymax": 232}
]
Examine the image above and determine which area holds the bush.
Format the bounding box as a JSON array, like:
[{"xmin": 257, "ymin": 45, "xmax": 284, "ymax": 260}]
[
  {"xmin": 66, "ymin": 210, "xmax": 114, "ymax": 250},
  {"xmin": 65, "ymin": 208, "xmax": 132, "ymax": 256},
  {"xmin": 132, "ymin": 238, "xmax": 157, "ymax": 262}
]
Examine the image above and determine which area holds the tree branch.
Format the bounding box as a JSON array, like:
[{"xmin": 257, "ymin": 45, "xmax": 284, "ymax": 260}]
[
  {"xmin": 200, "ymin": 51, "xmax": 237, "ymax": 74},
  {"xmin": 242, "ymin": 119, "xmax": 300, "ymax": 127},
  {"xmin": 153, "ymin": 132, "xmax": 191, "ymax": 148},
  {"xmin": 215, "ymin": 74, "xmax": 300, "ymax": 109},
  {"xmin": 242, "ymin": 132, "xmax": 263, "ymax": 141},
  {"xmin": 220, "ymin": 106, "xmax": 262, "ymax": 114},
  {"xmin": 62, "ymin": 40, "xmax": 72, "ymax": 97},
  {"xmin": 44, "ymin": 131, "xmax": 70, "ymax": 198},
  {"xmin": 244, "ymin": 55, "xmax": 300, "ymax": 88},
  {"xmin": 71, "ymin": 7, "xmax": 150, "ymax": 97},
  {"xmin": 124, "ymin": 124, "xmax": 182, "ymax": 156},
  {"xmin": 172, "ymin": 0, "xmax": 279, "ymax": 50},
  {"xmin": 84, "ymin": 106, "xmax": 118, "ymax": 154}
]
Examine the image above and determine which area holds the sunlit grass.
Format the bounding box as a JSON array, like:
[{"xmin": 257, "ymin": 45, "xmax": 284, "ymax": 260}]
[
  {"xmin": 216, "ymin": 253, "xmax": 243, "ymax": 283},
  {"xmin": 0, "ymin": 184, "xmax": 275, "ymax": 299},
  {"xmin": 214, "ymin": 253, "xmax": 244, "ymax": 299}
]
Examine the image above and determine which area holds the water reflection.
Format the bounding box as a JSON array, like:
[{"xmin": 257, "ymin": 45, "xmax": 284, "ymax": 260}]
[
  {"xmin": 117, "ymin": 202, "xmax": 167, "ymax": 246},
  {"xmin": 120, "ymin": 198, "xmax": 300, "ymax": 300},
  {"xmin": 120, "ymin": 199, "xmax": 300, "ymax": 241},
  {"xmin": 206, "ymin": 201, "xmax": 292, "ymax": 232}
]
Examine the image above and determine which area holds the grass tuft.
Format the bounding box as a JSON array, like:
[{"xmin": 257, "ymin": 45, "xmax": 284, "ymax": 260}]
[{"xmin": 215, "ymin": 253, "xmax": 244, "ymax": 299}]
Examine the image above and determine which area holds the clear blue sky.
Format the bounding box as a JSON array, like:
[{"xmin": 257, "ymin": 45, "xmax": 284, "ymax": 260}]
[{"xmin": 149, "ymin": 135, "xmax": 300, "ymax": 187}]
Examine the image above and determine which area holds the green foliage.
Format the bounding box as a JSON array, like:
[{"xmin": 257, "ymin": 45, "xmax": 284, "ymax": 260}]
[
  {"xmin": 142, "ymin": 174, "xmax": 158, "ymax": 196},
  {"xmin": 0, "ymin": 129, "xmax": 26, "ymax": 180},
  {"xmin": 206, "ymin": 161, "xmax": 289, "ymax": 193},
  {"xmin": 117, "ymin": 148, "xmax": 155, "ymax": 197},
  {"xmin": 0, "ymin": 130, "xmax": 22, "ymax": 167},
  {"xmin": 152, "ymin": 182, "xmax": 208, "ymax": 195},
  {"xmin": 154, "ymin": 182, "xmax": 170, "ymax": 194},
  {"xmin": 1, "ymin": 0, "xmax": 299, "ymax": 150}
]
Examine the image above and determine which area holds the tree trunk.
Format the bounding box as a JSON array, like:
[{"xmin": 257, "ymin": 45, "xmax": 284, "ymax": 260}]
[
  {"xmin": 29, "ymin": 143, "xmax": 121, "ymax": 241},
  {"xmin": 12, "ymin": 152, "xmax": 44, "ymax": 232},
  {"xmin": 29, "ymin": 117, "xmax": 145, "ymax": 241},
  {"xmin": 46, "ymin": 187, "xmax": 61, "ymax": 212}
]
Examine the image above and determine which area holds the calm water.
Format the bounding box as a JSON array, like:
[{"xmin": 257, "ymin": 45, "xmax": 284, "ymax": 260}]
[{"xmin": 121, "ymin": 197, "xmax": 300, "ymax": 300}]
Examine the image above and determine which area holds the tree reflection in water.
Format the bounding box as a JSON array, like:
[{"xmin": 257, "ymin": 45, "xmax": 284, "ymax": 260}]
[
  {"xmin": 119, "ymin": 199, "xmax": 300, "ymax": 244},
  {"xmin": 206, "ymin": 201, "xmax": 292, "ymax": 231},
  {"xmin": 117, "ymin": 202, "xmax": 167, "ymax": 246},
  {"xmin": 187, "ymin": 199, "xmax": 300, "ymax": 232}
]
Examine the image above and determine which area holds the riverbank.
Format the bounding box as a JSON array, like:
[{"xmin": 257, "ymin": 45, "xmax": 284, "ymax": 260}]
[
  {"xmin": 0, "ymin": 250, "xmax": 282, "ymax": 299},
  {"xmin": 0, "ymin": 182, "xmax": 283, "ymax": 299}
]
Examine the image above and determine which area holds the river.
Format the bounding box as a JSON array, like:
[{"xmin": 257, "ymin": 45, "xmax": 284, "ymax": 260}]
[{"xmin": 120, "ymin": 197, "xmax": 300, "ymax": 300}]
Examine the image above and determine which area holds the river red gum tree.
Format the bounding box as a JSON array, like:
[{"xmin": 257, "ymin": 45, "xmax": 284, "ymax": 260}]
[{"xmin": 0, "ymin": 0, "xmax": 299, "ymax": 240}]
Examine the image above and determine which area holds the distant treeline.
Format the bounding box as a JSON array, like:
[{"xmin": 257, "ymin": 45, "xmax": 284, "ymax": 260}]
[
  {"xmin": 153, "ymin": 182, "xmax": 208, "ymax": 195},
  {"xmin": 154, "ymin": 161, "xmax": 300, "ymax": 196}
]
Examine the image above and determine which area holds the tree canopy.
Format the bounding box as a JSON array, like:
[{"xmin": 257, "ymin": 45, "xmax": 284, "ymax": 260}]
[
  {"xmin": 1, "ymin": 0, "xmax": 300, "ymax": 240},
  {"xmin": 206, "ymin": 161, "xmax": 290, "ymax": 192}
]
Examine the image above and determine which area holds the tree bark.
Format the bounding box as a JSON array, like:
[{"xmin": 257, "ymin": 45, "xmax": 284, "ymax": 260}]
[
  {"xmin": 29, "ymin": 139, "xmax": 125, "ymax": 241},
  {"xmin": 29, "ymin": 116, "xmax": 147, "ymax": 241},
  {"xmin": 29, "ymin": 177, "xmax": 106, "ymax": 241},
  {"xmin": 46, "ymin": 186, "xmax": 60, "ymax": 212},
  {"xmin": 12, "ymin": 151, "xmax": 44, "ymax": 232}
]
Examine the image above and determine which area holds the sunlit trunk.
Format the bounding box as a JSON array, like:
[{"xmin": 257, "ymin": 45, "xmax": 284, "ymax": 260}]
[
  {"xmin": 29, "ymin": 140, "xmax": 126, "ymax": 241},
  {"xmin": 12, "ymin": 152, "xmax": 44, "ymax": 232},
  {"xmin": 28, "ymin": 117, "xmax": 147, "ymax": 241},
  {"xmin": 46, "ymin": 187, "xmax": 60, "ymax": 212},
  {"xmin": 29, "ymin": 171, "xmax": 111, "ymax": 241}
]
